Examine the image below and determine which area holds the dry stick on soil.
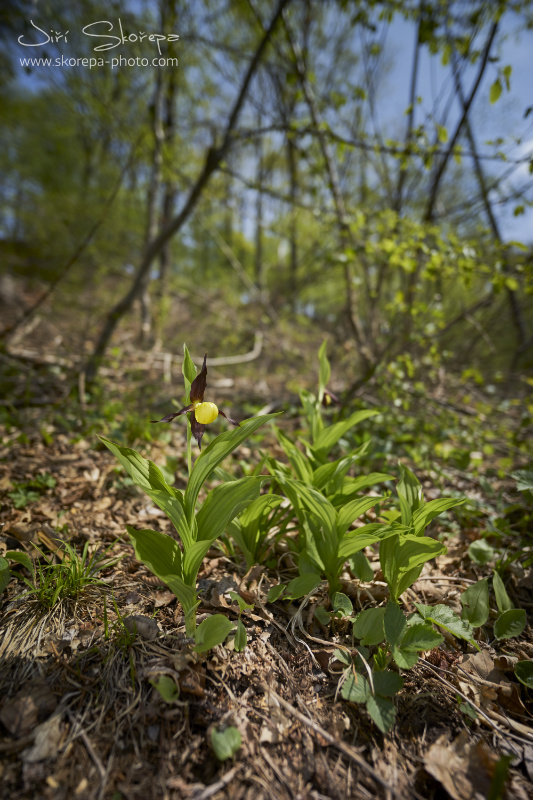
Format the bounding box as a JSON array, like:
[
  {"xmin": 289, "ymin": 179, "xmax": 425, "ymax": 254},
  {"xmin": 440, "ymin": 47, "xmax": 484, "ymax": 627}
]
[
  {"xmin": 190, "ymin": 764, "xmax": 243, "ymax": 800},
  {"xmin": 264, "ymin": 686, "xmax": 412, "ymax": 800},
  {"xmin": 420, "ymin": 659, "xmax": 532, "ymax": 750}
]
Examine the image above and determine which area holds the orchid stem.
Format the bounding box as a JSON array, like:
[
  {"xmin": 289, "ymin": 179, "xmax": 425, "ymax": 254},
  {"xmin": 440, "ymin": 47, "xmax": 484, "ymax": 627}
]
[{"xmin": 186, "ymin": 414, "xmax": 193, "ymax": 477}]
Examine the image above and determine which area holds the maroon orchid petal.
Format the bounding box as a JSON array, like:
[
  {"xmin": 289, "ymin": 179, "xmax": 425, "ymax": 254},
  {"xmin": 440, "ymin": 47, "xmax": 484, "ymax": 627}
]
[
  {"xmin": 322, "ymin": 389, "xmax": 341, "ymax": 408},
  {"xmin": 151, "ymin": 403, "xmax": 194, "ymax": 423},
  {"xmin": 189, "ymin": 353, "xmax": 207, "ymax": 403},
  {"xmin": 190, "ymin": 410, "xmax": 206, "ymax": 449},
  {"xmin": 218, "ymin": 410, "xmax": 240, "ymax": 428}
]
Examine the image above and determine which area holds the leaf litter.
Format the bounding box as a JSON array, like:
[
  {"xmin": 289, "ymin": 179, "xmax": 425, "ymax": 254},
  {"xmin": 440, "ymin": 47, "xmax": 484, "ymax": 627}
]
[{"xmin": 1, "ymin": 425, "xmax": 532, "ymax": 800}]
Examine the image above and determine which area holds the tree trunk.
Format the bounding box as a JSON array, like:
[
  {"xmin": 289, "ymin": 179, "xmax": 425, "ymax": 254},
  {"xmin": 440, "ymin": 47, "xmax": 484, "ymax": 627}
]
[{"xmin": 84, "ymin": 0, "xmax": 290, "ymax": 386}]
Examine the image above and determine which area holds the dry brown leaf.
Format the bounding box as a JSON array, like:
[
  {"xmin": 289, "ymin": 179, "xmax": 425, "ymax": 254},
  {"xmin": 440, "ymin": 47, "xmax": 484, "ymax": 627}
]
[
  {"xmin": 424, "ymin": 730, "xmax": 498, "ymax": 800},
  {"xmin": 0, "ymin": 680, "xmax": 57, "ymax": 737},
  {"xmin": 21, "ymin": 714, "xmax": 64, "ymax": 763}
]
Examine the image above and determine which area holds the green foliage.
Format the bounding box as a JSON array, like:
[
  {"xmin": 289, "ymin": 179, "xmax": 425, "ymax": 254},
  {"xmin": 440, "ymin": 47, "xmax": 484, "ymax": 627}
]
[
  {"xmin": 100, "ymin": 345, "xmax": 280, "ymax": 637},
  {"xmin": 341, "ymin": 664, "xmax": 404, "ymax": 733},
  {"xmin": 150, "ymin": 675, "xmax": 180, "ymax": 704},
  {"xmin": 211, "ymin": 727, "xmax": 241, "ymax": 761},
  {"xmin": 8, "ymin": 540, "xmax": 118, "ymax": 609},
  {"xmin": 514, "ymin": 661, "xmax": 533, "ymax": 689},
  {"xmin": 7, "ymin": 472, "xmax": 57, "ymax": 509}
]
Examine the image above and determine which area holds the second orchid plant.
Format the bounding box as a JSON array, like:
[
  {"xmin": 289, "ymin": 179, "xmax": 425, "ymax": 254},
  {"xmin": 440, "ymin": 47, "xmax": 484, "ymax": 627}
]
[{"xmin": 99, "ymin": 345, "xmax": 279, "ymax": 643}]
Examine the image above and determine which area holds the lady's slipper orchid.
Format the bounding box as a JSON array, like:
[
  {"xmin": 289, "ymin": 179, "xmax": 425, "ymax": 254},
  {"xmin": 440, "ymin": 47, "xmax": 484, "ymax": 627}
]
[
  {"xmin": 322, "ymin": 388, "xmax": 341, "ymax": 408},
  {"xmin": 151, "ymin": 354, "xmax": 239, "ymax": 449}
]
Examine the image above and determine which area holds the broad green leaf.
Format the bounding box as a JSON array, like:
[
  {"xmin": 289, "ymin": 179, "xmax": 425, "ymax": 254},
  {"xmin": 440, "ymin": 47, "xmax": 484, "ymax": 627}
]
[
  {"xmin": 372, "ymin": 670, "xmax": 404, "ymax": 697},
  {"xmin": 318, "ymin": 340, "xmax": 331, "ymax": 398},
  {"xmin": 461, "ymin": 578, "xmax": 490, "ymax": 627},
  {"xmin": 275, "ymin": 428, "xmax": 313, "ymax": 483},
  {"xmin": 312, "ymin": 452, "xmax": 364, "ymax": 491},
  {"xmin": 492, "ymin": 572, "xmax": 513, "ymax": 613},
  {"xmin": 338, "ymin": 523, "xmax": 400, "ymax": 560},
  {"xmin": 194, "ymin": 614, "xmax": 235, "ymax": 653},
  {"xmin": 336, "ymin": 496, "xmax": 383, "ymax": 537},
  {"xmin": 382, "ymin": 534, "xmax": 446, "ymax": 600},
  {"xmin": 384, "ymin": 602, "xmax": 406, "ymax": 647},
  {"xmin": 412, "ymin": 497, "xmax": 465, "ymax": 535},
  {"xmin": 184, "ymin": 414, "xmax": 280, "ymax": 521},
  {"xmin": 353, "ymin": 607, "xmax": 386, "ymax": 646},
  {"xmin": 182, "ymin": 344, "xmax": 197, "ymax": 401},
  {"xmin": 315, "ymin": 605, "xmax": 332, "ymax": 625},
  {"xmin": 99, "ymin": 437, "xmax": 191, "ymax": 548},
  {"xmin": 348, "ymin": 551, "xmax": 374, "ymax": 582},
  {"xmin": 5, "ymin": 550, "xmax": 34, "ymax": 579},
  {"xmin": 493, "ymin": 609, "xmax": 526, "ymax": 640},
  {"xmin": 286, "ymin": 572, "xmax": 322, "ymax": 599},
  {"xmin": 126, "ymin": 526, "xmax": 195, "ymax": 615},
  {"xmin": 341, "ymin": 671, "xmax": 370, "ymax": 703},
  {"xmin": 312, "ymin": 410, "xmax": 378, "ymax": 458},
  {"xmin": 182, "ymin": 539, "xmax": 215, "ymax": 585},
  {"xmin": 414, "ymin": 603, "xmax": 477, "ymax": 646},
  {"xmin": 392, "ymin": 646, "xmax": 420, "ymax": 669},
  {"xmin": 290, "ymin": 481, "xmax": 337, "ymax": 534},
  {"xmin": 332, "ymin": 592, "xmax": 353, "ymax": 617},
  {"xmin": 228, "ymin": 591, "xmax": 254, "ymax": 613},
  {"xmin": 150, "ymin": 675, "xmax": 179, "ymax": 703},
  {"xmin": 469, "ymin": 539, "xmax": 495, "ymax": 565},
  {"xmin": 395, "ymin": 535, "xmax": 446, "ymax": 572},
  {"xmin": 334, "ymin": 648, "xmax": 352, "ymax": 666},
  {"xmin": 366, "ymin": 694, "xmax": 396, "ymax": 733},
  {"xmin": 234, "ymin": 620, "xmax": 247, "ymax": 652},
  {"xmin": 510, "ymin": 469, "xmax": 533, "ymax": 492},
  {"xmin": 397, "ymin": 464, "xmax": 423, "ymax": 526},
  {"xmin": 211, "ymin": 727, "xmax": 241, "ymax": 761},
  {"xmin": 195, "ymin": 476, "xmax": 264, "ymax": 542},
  {"xmin": 400, "ymin": 623, "xmax": 443, "ymax": 650},
  {"xmin": 0, "ymin": 556, "xmax": 10, "ymax": 593},
  {"xmin": 514, "ymin": 661, "xmax": 533, "ymax": 688},
  {"xmin": 267, "ymin": 584, "xmax": 286, "ymax": 602},
  {"xmin": 330, "ymin": 472, "xmax": 394, "ymax": 505}
]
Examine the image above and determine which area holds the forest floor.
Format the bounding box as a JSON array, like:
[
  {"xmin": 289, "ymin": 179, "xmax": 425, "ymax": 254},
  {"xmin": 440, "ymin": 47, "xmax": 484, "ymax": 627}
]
[{"xmin": 1, "ymin": 324, "xmax": 533, "ymax": 800}]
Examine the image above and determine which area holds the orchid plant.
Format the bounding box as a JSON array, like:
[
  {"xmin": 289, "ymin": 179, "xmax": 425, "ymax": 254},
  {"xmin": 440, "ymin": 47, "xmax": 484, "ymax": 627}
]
[{"xmin": 100, "ymin": 345, "xmax": 279, "ymax": 641}]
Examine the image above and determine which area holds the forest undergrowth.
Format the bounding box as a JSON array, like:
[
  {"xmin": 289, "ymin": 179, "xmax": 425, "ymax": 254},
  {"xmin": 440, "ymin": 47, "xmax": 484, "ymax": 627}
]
[{"xmin": 0, "ymin": 332, "xmax": 532, "ymax": 800}]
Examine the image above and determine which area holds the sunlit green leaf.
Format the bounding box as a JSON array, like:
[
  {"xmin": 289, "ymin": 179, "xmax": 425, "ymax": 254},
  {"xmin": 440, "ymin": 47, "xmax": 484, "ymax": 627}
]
[
  {"xmin": 211, "ymin": 726, "xmax": 241, "ymax": 760},
  {"xmin": 341, "ymin": 671, "xmax": 370, "ymax": 703},
  {"xmin": 286, "ymin": 572, "xmax": 322, "ymax": 599},
  {"xmin": 494, "ymin": 609, "xmax": 526, "ymax": 640},
  {"xmin": 194, "ymin": 614, "xmax": 235, "ymax": 653},
  {"xmin": 353, "ymin": 606, "xmax": 385, "ymax": 646},
  {"xmin": 492, "ymin": 572, "xmax": 513, "ymax": 613},
  {"xmin": 461, "ymin": 578, "xmax": 489, "ymax": 627},
  {"xmin": 366, "ymin": 694, "xmax": 396, "ymax": 732},
  {"xmin": 384, "ymin": 602, "xmax": 406, "ymax": 648},
  {"xmin": 234, "ymin": 620, "xmax": 247, "ymax": 652},
  {"xmin": 514, "ymin": 660, "xmax": 533, "ymax": 688},
  {"xmin": 150, "ymin": 675, "xmax": 179, "ymax": 704}
]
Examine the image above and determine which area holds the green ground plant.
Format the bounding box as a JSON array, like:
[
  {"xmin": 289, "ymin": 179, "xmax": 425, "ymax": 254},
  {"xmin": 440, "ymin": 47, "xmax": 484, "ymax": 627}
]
[{"xmin": 100, "ymin": 345, "xmax": 279, "ymax": 641}]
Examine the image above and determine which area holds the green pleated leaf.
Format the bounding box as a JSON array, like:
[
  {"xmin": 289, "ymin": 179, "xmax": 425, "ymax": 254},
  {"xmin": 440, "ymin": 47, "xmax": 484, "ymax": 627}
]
[
  {"xmin": 275, "ymin": 428, "xmax": 313, "ymax": 483},
  {"xmin": 195, "ymin": 476, "xmax": 264, "ymax": 542},
  {"xmin": 184, "ymin": 414, "xmax": 280, "ymax": 521},
  {"xmin": 397, "ymin": 464, "xmax": 423, "ymax": 526},
  {"xmin": 289, "ymin": 481, "xmax": 337, "ymax": 534},
  {"xmin": 461, "ymin": 578, "xmax": 490, "ymax": 627},
  {"xmin": 194, "ymin": 614, "xmax": 235, "ymax": 653},
  {"xmin": 400, "ymin": 623, "xmax": 443, "ymax": 651},
  {"xmin": 126, "ymin": 525, "xmax": 196, "ymax": 615},
  {"xmin": 412, "ymin": 497, "xmax": 465, "ymax": 535},
  {"xmin": 312, "ymin": 452, "xmax": 365, "ymax": 491},
  {"xmin": 330, "ymin": 472, "xmax": 394, "ymax": 506},
  {"xmin": 494, "ymin": 609, "xmax": 526, "ymax": 640},
  {"xmin": 312, "ymin": 410, "xmax": 378, "ymax": 458},
  {"xmin": 99, "ymin": 437, "xmax": 191, "ymax": 548},
  {"xmin": 336, "ymin": 495, "xmax": 383, "ymax": 537},
  {"xmin": 338, "ymin": 523, "xmax": 399, "ymax": 560}
]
